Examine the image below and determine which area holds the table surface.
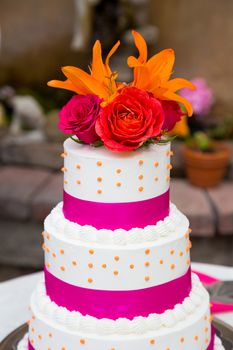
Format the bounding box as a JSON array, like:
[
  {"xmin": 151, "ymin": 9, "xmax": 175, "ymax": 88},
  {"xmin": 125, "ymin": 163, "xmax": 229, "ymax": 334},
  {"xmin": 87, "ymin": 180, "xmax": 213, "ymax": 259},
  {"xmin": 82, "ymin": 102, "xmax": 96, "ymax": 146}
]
[{"xmin": 0, "ymin": 263, "xmax": 232, "ymax": 342}]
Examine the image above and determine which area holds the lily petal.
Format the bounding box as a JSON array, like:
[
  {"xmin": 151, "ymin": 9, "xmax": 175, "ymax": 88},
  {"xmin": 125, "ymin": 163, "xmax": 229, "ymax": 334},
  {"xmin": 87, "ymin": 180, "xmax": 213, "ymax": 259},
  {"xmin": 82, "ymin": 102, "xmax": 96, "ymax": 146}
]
[
  {"xmin": 47, "ymin": 79, "xmax": 84, "ymax": 94},
  {"xmin": 147, "ymin": 49, "xmax": 175, "ymax": 83},
  {"xmin": 132, "ymin": 30, "xmax": 148, "ymax": 63},
  {"xmin": 91, "ymin": 40, "xmax": 106, "ymax": 83},
  {"xmin": 62, "ymin": 66, "xmax": 109, "ymax": 99},
  {"xmin": 165, "ymin": 78, "xmax": 196, "ymax": 92}
]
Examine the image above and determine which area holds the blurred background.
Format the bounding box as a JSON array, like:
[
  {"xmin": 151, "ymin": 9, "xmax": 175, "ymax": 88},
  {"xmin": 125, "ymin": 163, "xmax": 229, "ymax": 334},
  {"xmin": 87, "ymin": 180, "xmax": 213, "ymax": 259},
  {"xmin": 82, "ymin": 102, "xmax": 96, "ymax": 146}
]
[{"xmin": 0, "ymin": 0, "xmax": 232, "ymax": 281}]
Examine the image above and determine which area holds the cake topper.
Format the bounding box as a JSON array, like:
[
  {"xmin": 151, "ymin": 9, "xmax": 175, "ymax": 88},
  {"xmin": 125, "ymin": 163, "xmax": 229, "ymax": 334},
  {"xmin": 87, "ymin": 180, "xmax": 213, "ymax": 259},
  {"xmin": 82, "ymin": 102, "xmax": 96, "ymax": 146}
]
[{"xmin": 48, "ymin": 31, "xmax": 195, "ymax": 151}]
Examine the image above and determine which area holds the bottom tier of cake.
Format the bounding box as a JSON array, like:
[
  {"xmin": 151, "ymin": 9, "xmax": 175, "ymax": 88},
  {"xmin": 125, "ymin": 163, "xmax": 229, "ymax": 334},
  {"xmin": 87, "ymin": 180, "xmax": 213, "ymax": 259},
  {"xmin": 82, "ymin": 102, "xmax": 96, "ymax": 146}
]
[
  {"xmin": 18, "ymin": 333, "xmax": 225, "ymax": 350},
  {"xmin": 25, "ymin": 274, "xmax": 217, "ymax": 350}
]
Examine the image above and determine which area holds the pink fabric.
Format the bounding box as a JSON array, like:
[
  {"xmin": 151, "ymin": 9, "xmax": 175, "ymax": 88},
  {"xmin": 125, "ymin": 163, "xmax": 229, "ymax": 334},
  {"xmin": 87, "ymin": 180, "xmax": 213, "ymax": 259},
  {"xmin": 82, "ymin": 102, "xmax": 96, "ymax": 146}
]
[
  {"xmin": 44, "ymin": 267, "xmax": 191, "ymax": 320},
  {"xmin": 193, "ymin": 270, "xmax": 233, "ymax": 313},
  {"xmin": 63, "ymin": 190, "xmax": 170, "ymax": 230}
]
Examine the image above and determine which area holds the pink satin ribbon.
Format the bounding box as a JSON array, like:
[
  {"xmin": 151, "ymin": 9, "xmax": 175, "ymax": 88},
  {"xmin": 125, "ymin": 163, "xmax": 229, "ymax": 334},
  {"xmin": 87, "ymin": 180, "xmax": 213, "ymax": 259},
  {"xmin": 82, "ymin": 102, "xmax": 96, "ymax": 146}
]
[
  {"xmin": 44, "ymin": 267, "xmax": 191, "ymax": 320},
  {"xmin": 63, "ymin": 190, "xmax": 169, "ymax": 230}
]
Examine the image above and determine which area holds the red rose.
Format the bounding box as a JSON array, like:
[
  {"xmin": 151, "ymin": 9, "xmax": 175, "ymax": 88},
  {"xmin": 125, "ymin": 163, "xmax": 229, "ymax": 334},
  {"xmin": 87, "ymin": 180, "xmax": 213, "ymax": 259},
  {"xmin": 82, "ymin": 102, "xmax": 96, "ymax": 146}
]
[
  {"xmin": 161, "ymin": 100, "xmax": 185, "ymax": 131},
  {"xmin": 59, "ymin": 94, "xmax": 101, "ymax": 144},
  {"xmin": 95, "ymin": 87, "xmax": 164, "ymax": 152}
]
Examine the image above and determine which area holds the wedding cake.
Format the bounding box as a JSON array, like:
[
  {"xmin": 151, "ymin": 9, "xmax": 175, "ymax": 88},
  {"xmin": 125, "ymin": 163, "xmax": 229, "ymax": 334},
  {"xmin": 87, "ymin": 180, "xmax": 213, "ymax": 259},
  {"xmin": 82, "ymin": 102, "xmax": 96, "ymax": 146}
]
[{"xmin": 18, "ymin": 31, "xmax": 224, "ymax": 350}]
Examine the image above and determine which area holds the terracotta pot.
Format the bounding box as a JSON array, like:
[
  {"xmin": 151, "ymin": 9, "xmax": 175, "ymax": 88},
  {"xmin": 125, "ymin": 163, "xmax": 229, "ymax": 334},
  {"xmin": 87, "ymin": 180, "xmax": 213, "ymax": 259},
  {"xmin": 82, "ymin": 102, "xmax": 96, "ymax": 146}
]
[{"xmin": 183, "ymin": 142, "xmax": 231, "ymax": 188}]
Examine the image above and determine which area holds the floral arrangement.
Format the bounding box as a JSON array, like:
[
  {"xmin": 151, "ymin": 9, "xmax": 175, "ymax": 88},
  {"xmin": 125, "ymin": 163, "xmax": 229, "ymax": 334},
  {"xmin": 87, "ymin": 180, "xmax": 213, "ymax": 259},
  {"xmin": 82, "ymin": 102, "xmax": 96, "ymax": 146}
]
[
  {"xmin": 180, "ymin": 78, "xmax": 214, "ymax": 117},
  {"xmin": 48, "ymin": 31, "xmax": 194, "ymax": 152}
]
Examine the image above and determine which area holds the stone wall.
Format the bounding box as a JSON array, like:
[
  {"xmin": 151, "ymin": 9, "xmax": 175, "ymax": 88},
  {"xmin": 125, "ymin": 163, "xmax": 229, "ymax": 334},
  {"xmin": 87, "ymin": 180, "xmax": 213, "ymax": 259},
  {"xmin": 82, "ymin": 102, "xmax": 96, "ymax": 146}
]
[
  {"xmin": 149, "ymin": 0, "xmax": 233, "ymax": 114},
  {"xmin": 0, "ymin": 0, "xmax": 86, "ymax": 86}
]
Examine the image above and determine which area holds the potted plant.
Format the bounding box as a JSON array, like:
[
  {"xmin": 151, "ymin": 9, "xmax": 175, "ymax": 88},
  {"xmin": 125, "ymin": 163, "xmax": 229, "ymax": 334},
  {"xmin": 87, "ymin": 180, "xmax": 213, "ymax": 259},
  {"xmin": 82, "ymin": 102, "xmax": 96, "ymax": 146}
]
[
  {"xmin": 183, "ymin": 131, "xmax": 230, "ymax": 187},
  {"xmin": 171, "ymin": 78, "xmax": 231, "ymax": 187}
]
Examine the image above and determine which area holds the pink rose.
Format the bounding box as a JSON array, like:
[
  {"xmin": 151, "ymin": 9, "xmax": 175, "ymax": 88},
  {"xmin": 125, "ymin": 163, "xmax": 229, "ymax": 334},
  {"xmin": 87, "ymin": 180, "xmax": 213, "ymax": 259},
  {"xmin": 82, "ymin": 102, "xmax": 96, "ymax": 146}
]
[
  {"xmin": 59, "ymin": 94, "xmax": 101, "ymax": 144},
  {"xmin": 161, "ymin": 100, "xmax": 185, "ymax": 131},
  {"xmin": 96, "ymin": 87, "xmax": 164, "ymax": 152}
]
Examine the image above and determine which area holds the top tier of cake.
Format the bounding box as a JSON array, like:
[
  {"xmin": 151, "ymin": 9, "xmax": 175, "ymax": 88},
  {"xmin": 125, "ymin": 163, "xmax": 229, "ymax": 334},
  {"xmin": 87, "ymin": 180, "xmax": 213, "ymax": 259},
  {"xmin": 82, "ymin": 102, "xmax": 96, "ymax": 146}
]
[{"xmin": 62, "ymin": 138, "xmax": 172, "ymax": 230}]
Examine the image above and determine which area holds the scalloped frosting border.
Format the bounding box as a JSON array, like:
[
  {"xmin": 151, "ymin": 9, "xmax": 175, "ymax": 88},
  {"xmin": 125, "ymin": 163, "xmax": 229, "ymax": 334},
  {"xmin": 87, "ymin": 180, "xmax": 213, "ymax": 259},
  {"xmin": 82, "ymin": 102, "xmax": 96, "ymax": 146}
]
[{"xmin": 44, "ymin": 202, "xmax": 189, "ymax": 246}]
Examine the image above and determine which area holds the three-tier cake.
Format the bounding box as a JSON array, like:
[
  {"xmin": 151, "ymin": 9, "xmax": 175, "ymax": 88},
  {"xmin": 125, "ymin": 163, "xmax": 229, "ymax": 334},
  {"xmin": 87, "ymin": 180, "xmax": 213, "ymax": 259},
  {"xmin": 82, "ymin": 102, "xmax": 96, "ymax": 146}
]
[{"xmin": 18, "ymin": 31, "xmax": 224, "ymax": 350}]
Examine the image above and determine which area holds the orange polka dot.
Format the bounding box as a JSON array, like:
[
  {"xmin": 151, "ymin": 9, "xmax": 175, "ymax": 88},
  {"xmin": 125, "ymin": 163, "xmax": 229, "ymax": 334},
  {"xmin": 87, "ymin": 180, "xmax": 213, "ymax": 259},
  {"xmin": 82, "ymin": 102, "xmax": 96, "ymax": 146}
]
[
  {"xmin": 170, "ymin": 263, "xmax": 175, "ymax": 270},
  {"xmin": 97, "ymin": 177, "xmax": 102, "ymax": 182},
  {"xmin": 116, "ymin": 182, "xmax": 122, "ymax": 187},
  {"xmin": 150, "ymin": 339, "xmax": 155, "ymax": 345},
  {"xmin": 166, "ymin": 175, "xmax": 171, "ymax": 182},
  {"xmin": 204, "ymin": 315, "xmax": 208, "ymax": 320},
  {"xmin": 97, "ymin": 189, "xmax": 102, "ymax": 194},
  {"xmin": 138, "ymin": 186, "xmax": 144, "ymax": 192},
  {"xmin": 194, "ymin": 335, "xmax": 199, "ymax": 341},
  {"xmin": 166, "ymin": 348, "xmax": 170, "ymax": 350},
  {"xmin": 47, "ymin": 263, "xmax": 51, "ymax": 269},
  {"xmin": 48, "ymin": 333, "xmax": 53, "ymax": 338},
  {"xmin": 26, "ymin": 320, "xmax": 30, "ymax": 326},
  {"xmin": 102, "ymin": 263, "xmax": 107, "ymax": 268},
  {"xmin": 72, "ymin": 260, "xmax": 77, "ymax": 266},
  {"xmin": 46, "ymin": 247, "xmax": 50, "ymax": 253},
  {"xmin": 60, "ymin": 151, "xmax": 68, "ymax": 158},
  {"xmin": 138, "ymin": 159, "xmax": 144, "ymax": 166},
  {"xmin": 113, "ymin": 270, "xmax": 119, "ymax": 276},
  {"xmin": 64, "ymin": 180, "xmax": 68, "ymax": 185},
  {"xmin": 89, "ymin": 249, "xmax": 94, "ymax": 255},
  {"xmin": 179, "ymin": 251, "xmax": 183, "ymax": 257},
  {"xmin": 48, "ymin": 347, "xmax": 52, "ymax": 350},
  {"xmin": 144, "ymin": 276, "xmax": 150, "ymax": 281},
  {"xmin": 166, "ymin": 164, "xmax": 173, "ymax": 170},
  {"xmin": 88, "ymin": 278, "xmax": 93, "ymax": 283},
  {"xmin": 76, "ymin": 164, "xmax": 81, "ymax": 169},
  {"xmin": 145, "ymin": 249, "xmax": 150, "ymax": 255},
  {"xmin": 61, "ymin": 347, "xmax": 66, "ymax": 350},
  {"xmin": 97, "ymin": 161, "xmax": 102, "ymax": 166},
  {"xmin": 204, "ymin": 327, "xmax": 209, "ymax": 333},
  {"xmin": 31, "ymin": 340, "xmax": 35, "ymax": 345},
  {"xmin": 52, "ymin": 253, "xmax": 56, "ymax": 258},
  {"xmin": 116, "ymin": 168, "xmax": 122, "ymax": 174},
  {"xmin": 111, "ymin": 348, "xmax": 116, "ymax": 350},
  {"xmin": 180, "ymin": 337, "xmax": 184, "ymax": 343},
  {"xmin": 154, "ymin": 161, "xmax": 159, "ymax": 167},
  {"xmin": 114, "ymin": 256, "xmax": 120, "ymax": 261},
  {"xmin": 144, "ymin": 261, "xmax": 150, "ymax": 267},
  {"xmin": 205, "ymin": 338, "xmax": 209, "ymax": 344},
  {"xmin": 32, "ymin": 315, "xmax": 36, "ymax": 320},
  {"xmin": 186, "ymin": 259, "xmax": 190, "ymax": 265},
  {"xmin": 188, "ymin": 240, "xmax": 192, "ymax": 249},
  {"xmin": 170, "ymin": 249, "xmax": 175, "ymax": 255},
  {"xmin": 185, "ymin": 232, "xmax": 189, "ymax": 239},
  {"xmin": 159, "ymin": 259, "xmax": 163, "ymax": 264},
  {"xmin": 88, "ymin": 263, "xmax": 93, "ymax": 268},
  {"xmin": 46, "ymin": 233, "xmax": 51, "ymax": 240},
  {"xmin": 129, "ymin": 264, "xmax": 134, "ymax": 269},
  {"xmin": 38, "ymin": 335, "xmax": 43, "ymax": 340},
  {"xmin": 154, "ymin": 176, "xmax": 158, "ymax": 181},
  {"xmin": 80, "ymin": 339, "xmax": 85, "ymax": 345},
  {"xmin": 60, "ymin": 249, "xmax": 65, "ymax": 254},
  {"xmin": 189, "ymin": 228, "xmax": 192, "ymax": 234},
  {"xmin": 76, "ymin": 180, "xmax": 81, "ymax": 185},
  {"xmin": 42, "ymin": 231, "xmax": 46, "ymax": 237},
  {"xmin": 60, "ymin": 266, "xmax": 65, "ymax": 271},
  {"xmin": 42, "ymin": 243, "xmax": 46, "ymax": 251},
  {"xmin": 31, "ymin": 327, "xmax": 35, "ymax": 333},
  {"xmin": 61, "ymin": 167, "xmax": 68, "ymax": 173},
  {"xmin": 138, "ymin": 174, "xmax": 143, "ymax": 180}
]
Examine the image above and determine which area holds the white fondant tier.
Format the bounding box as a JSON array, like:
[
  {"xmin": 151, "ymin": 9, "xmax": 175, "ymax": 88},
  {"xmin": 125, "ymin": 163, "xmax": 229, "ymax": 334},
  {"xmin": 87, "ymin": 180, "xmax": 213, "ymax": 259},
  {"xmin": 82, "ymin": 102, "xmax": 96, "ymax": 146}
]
[
  {"xmin": 27, "ymin": 275, "xmax": 213, "ymax": 350},
  {"xmin": 62, "ymin": 138, "xmax": 171, "ymax": 203},
  {"xmin": 43, "ymin": 203, "xmax": 191, "ymax": 291}
]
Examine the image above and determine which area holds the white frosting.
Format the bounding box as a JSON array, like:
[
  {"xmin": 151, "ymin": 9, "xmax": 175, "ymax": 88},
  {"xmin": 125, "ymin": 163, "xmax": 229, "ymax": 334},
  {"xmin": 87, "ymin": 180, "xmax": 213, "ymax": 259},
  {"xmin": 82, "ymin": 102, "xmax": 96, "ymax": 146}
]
[
  {"xmin": 18, "ymin": 333, "xmax": 225, "ymax": 350},
  {"xmin": 45, "ymin": 202, "xmax": 189, "ymax": 246},
  {"xmin": 28, "ymin": 275, "xmax": 213, "ymax": 350},
  {"xmin": 43, "ymin": 205, "xmax": 190, "ymax": 290},
  {"xmin": 32, "ymin": 274, "xmax": 206, "ymax": 336},
  {"xmin": 63, "ymin": 138, "xmax": 171, "ymax": 203}
]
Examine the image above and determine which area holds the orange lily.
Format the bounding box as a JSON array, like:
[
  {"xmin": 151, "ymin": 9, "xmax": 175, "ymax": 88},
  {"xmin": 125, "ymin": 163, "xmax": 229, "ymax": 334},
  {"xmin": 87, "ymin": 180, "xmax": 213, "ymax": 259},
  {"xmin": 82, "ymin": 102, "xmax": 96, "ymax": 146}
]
[
  {"xmin": 127, "ymin": 31, "xmax": 195, "ymax": 116},
  {"xmin": 47, "ymin": 40, "xmax": 120, "ymax": 102}
]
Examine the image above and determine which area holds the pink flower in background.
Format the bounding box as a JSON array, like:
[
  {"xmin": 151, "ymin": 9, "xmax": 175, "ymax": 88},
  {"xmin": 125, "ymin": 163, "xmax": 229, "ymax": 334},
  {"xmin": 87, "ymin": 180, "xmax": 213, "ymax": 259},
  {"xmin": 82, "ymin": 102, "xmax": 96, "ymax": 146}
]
[
  {"xmin": 161, "ymin": 100, "xmax": 185, "ymax": 131},
  {"xmin": 180, "ymin": 78, "xmax": 214, "ymax": 116},
  {"xmin": 59, "ymin": 94, "xmax": 101, "ymax": 144}
]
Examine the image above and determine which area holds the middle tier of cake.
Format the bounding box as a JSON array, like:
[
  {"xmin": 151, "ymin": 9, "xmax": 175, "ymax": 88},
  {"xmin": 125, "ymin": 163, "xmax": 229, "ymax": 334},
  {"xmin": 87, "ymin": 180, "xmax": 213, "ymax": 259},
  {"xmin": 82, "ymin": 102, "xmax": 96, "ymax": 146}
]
[{"xmin": 43, "ymin": 202, "xmax": 191, "ymax": 320}]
